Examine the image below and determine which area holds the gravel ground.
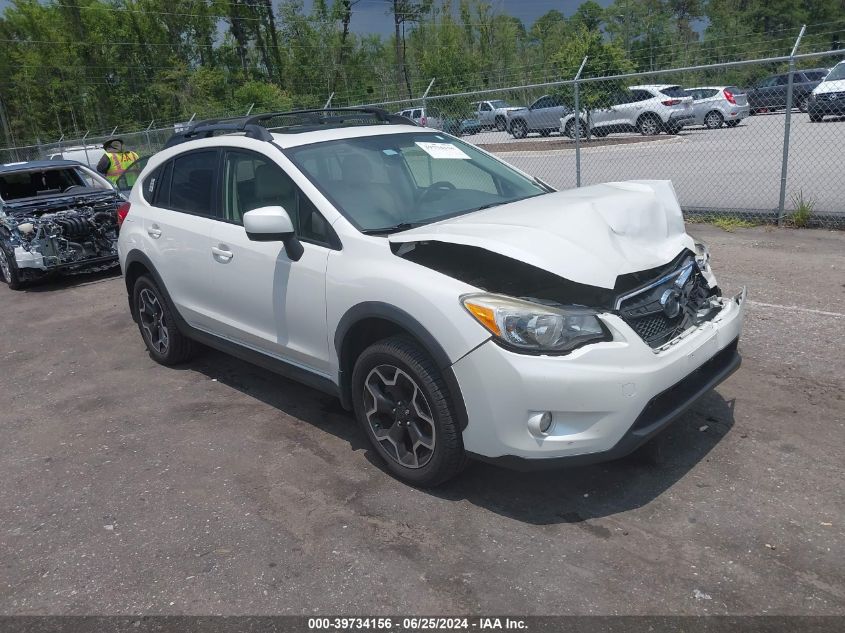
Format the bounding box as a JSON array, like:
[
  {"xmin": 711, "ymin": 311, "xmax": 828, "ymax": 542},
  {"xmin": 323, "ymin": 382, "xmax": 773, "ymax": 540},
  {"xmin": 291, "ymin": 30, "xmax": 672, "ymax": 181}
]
[{"xmin": 0, "ymin": 224, "xmax": 843, "ymax": 616}]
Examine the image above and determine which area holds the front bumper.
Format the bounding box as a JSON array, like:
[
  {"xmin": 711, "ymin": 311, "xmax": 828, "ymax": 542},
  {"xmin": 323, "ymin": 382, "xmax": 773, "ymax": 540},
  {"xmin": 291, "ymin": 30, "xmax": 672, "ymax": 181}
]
[
  {"xmin": 808, "ymin": 97, "xmax": 845, "ymax": 116},
  {"xmin": 452, "ymin": 288, "xmax": 746, "ymax": 467},
  {"xmin": 14, "ymin": 246, "xmax": 118, "ymax": 274}
]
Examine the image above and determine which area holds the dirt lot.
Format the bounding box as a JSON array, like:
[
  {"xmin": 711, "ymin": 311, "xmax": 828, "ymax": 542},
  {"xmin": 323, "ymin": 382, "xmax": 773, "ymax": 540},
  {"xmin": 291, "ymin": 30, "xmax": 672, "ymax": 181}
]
[{"xmin": 0, "ymin": 224, "xmax": 843, "ymax": 616}]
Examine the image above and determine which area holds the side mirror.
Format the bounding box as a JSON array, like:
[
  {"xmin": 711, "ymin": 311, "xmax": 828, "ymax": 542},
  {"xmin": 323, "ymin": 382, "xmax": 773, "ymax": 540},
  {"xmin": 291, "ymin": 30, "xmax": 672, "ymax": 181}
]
[{"xmin": 243, "ymin": 205, "xmax": 304, "ymax": 262}]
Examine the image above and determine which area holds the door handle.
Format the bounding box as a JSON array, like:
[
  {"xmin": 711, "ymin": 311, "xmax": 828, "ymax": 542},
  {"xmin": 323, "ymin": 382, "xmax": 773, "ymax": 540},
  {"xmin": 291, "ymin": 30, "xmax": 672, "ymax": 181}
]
[
  {"xmin": 211, "ymin": 245, "xmax": 234, "ymax": 262},
  {"xmin": 147, "ymin": 225, "xmax": 162, "ymax": 239}
]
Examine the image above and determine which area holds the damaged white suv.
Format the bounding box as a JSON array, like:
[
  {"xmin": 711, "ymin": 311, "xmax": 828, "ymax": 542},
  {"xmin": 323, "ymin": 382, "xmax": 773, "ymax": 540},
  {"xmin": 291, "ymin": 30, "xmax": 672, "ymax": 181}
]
[{"xmin": 118, "ymin": 108, "xmax": 746, "ymax": 486}]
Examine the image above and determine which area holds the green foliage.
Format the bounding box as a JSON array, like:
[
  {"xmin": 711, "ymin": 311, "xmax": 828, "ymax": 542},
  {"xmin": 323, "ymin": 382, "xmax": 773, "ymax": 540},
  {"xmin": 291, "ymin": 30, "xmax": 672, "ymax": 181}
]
[
  {"xmin": 0, "ymin": 0, "xmax": 842, "ymax": 145},
  {"xmin": 789, "ymin": 190, "xmax": 816, "ymax": 228}
]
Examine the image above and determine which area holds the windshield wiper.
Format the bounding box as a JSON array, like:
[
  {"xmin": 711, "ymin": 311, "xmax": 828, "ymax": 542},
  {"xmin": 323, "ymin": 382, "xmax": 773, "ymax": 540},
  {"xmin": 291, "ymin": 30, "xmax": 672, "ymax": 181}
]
[{"xmin": 360, "ymin": 222, "xmax": 424, "ymax": 235}]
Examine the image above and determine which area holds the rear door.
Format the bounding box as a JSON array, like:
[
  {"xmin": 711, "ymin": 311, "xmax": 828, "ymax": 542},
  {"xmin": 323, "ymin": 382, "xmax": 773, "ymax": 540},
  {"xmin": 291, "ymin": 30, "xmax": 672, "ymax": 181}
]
[
  {"xmin": 478, "ymin": 101, "xmax": 493, "ymax": 126},
  {"xmin": 612, "ymin": 89, "xmax": 651, "ymax": 128},
  {"xmin": 689, "ymin": 88, "xmax": 717, "ymax": 124},
  {"xmin": 140, "ymin": 149, "xmax": 220, "ymax": 329},
  {"xmin": 203, "ymin": 148, "xmax": 334, "ymax": 374}
]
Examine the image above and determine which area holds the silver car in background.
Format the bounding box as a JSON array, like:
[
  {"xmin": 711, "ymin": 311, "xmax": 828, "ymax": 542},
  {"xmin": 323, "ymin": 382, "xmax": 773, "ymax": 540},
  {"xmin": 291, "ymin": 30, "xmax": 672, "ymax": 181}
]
[{"xmin": 686, "ymin": 86, "xmax": 750, "ymax": 129}]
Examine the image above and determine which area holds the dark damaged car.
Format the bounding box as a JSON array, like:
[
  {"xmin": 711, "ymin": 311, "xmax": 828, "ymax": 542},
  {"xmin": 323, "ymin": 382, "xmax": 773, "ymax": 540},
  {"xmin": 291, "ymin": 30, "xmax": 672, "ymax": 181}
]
[{"xmin": 0, "ymin": 160, "xmax": 124, "ymax": 289}]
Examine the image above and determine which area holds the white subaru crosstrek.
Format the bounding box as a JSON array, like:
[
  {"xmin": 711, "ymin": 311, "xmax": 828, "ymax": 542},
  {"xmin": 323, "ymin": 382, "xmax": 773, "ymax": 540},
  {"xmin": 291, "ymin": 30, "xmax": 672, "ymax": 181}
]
[{"xmin": 118, "ymin": 108, "xmax": 746, "ymax": 486}]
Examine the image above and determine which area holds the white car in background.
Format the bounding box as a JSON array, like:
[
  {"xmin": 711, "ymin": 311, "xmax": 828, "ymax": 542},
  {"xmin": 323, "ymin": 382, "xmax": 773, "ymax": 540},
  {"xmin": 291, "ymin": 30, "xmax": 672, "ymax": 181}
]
[
  {"xmin": 118, "ymin": 107, "xmax": 746, "ymax": 486},
  {"xmin": 561, "ymin": 85, "xmax": 695, "ymax": 138},
  {"xmin": 47, "ymin": 145, "xmax": 105, "ymax": 170},
  {"xmin": 808, "ymin": 60, "xmax": 845, "ymax": 122},
  {"xmin": 686, "ymin": 86, "xmax": 750, "ymax": 129}
]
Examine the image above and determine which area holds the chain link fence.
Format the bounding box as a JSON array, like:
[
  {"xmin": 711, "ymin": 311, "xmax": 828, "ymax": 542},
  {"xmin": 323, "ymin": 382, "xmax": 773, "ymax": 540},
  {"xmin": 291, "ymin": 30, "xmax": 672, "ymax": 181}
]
[{"xmin": 2, "ymin": 49, "xmax": 844, "ymax": 229}]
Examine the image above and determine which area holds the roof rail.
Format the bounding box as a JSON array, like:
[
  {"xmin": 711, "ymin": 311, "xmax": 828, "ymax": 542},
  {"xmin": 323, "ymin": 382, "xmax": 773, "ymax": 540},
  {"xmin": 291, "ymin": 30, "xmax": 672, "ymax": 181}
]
[{"xmin": 165, "ymin": 107, "xmax": 414, "ymax": 148}]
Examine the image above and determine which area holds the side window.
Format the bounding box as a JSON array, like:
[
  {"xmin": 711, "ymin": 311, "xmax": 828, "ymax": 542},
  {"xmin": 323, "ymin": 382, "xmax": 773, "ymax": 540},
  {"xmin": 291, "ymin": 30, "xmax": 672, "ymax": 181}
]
[
  {"xmin": 222, "ymin": 150, "xmax": 336, "ymax": 247},
  {"xmin": 167, "ymin": 150, "xmax": 218, "ymax": 216},
  {"xmin": 141, "ymin": 163, "xmax": 162, "ymax": 203},
  {"xmin": 775, "ymin": 75, "xmax": 789, "ymax": 86},
  {"xmin": 223, "ymin": 150, "xmax": 296, "ymax": 225},
  {"xmin": 630, "ymin": 90, "xmax": 652, "ymax": 102},
  {"xmin": 412, "ymin": 109, "xmax": 422, "ymax": 119},
  {"xmin": 480, "ymin": 102, "xmax": 492, "ymax": 111},
  {"xmin": 532, "ymin": 97, "xmax": 551, "ymax": 110}
]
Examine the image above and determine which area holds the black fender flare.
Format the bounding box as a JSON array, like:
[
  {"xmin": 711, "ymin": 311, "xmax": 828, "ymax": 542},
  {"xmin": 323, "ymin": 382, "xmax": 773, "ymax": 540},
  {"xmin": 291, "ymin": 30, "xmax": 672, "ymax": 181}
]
[
  {"xmin": 334, "ymin": 301, "xmax": 469, "ymax": 430},
  {"xmin": 122, "ymin": 249, "xmax": 182, "ymax": 326}
]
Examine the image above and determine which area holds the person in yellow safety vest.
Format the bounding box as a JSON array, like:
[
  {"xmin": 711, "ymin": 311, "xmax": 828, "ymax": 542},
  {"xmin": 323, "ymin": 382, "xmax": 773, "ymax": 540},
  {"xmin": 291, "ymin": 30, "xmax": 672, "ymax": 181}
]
[{"xmin": 96, "ymin": 138, "xmax": 140, "ymax": 185}]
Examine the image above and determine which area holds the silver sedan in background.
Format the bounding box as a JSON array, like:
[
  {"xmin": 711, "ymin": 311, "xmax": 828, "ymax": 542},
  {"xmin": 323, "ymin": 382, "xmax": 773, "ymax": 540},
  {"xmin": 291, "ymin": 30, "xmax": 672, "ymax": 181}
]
[{"xmin": 686, "ymin": 86, "xmax": 750, "ymax": 129}]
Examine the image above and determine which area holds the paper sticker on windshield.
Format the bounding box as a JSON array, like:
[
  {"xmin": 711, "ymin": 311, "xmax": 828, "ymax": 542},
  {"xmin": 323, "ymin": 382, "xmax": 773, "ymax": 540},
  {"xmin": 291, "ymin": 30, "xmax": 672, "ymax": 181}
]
[{"xmin": 415, "ymin": 142, "xmax": 470, "ymax": 160}]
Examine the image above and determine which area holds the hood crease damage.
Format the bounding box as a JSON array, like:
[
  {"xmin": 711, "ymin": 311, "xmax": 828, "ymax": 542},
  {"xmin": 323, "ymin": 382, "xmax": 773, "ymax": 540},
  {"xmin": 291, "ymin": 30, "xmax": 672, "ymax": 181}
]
[{"xmin": 390, "ymin": 180, "xmax": 694, "ymax": 290}]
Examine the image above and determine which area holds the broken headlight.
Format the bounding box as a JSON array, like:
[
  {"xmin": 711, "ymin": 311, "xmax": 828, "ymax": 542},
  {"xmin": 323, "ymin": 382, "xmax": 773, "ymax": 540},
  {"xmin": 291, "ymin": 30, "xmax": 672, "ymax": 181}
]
[{"xmin": 461, "ymin": 293, "xmax": 610, "ymax": 353}]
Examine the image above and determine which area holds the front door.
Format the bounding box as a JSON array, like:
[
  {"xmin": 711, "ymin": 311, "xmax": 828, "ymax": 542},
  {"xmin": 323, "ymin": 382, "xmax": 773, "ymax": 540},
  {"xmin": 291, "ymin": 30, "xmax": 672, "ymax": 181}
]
[{"xmin": 203, "ymin": 149, "xmax": 334, "ymax": 375}]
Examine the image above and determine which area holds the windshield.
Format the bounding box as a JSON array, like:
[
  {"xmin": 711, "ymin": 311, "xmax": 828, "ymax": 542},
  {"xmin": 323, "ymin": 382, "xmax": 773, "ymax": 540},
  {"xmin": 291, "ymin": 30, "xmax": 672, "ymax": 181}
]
[
  {"xmin": 489, "ymin": 100, "xmax": 509, "ymax": 108},
  {"xmin": 287, "ymin": 132, "xmax": 548, "ymax": 232},
  {"xmin": 825, "ymin": 63, "xmax": 845, "ymax": 82},
  {"xmin": 0, "ymin": 166, "xmax": 110, "ymax": 201}
]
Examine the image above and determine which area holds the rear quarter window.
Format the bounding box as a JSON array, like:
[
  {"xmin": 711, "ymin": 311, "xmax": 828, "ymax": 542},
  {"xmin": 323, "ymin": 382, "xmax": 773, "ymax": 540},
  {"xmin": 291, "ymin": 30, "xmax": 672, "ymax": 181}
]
[
  {"xmin": 660, "ymin": 86, "xmax": 687, "ymax": 98},
  {"xmin": 141, "ymin": 165, "xmax": 163, "ymax": 203}
]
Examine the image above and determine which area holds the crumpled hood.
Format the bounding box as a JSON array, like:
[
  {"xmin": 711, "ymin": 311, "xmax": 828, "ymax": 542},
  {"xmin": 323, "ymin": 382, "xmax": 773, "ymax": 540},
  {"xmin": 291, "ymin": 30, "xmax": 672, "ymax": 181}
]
[{"xmin": 390, "ymin": 180, "xmax": 694, "ymax": 290}]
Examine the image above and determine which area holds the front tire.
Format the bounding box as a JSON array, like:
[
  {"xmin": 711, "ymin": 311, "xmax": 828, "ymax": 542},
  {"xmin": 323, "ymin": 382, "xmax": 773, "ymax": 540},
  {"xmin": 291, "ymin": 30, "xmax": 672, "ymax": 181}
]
[
  {"xmin": 352, "ymin": 336, "xmax": 467, "ymax": 486},
  {"xmin": 511, "ymin": 120, "xmax": 528, "ymax": 139},
  {"xmin": 0, "ymin": 245, "xmax": 24, "ymax": 290},
  {"xmin": 132, "ymin": 275, "xmax": 196, "ymax": 365},
  {"xmin": 809, "ymin": 113, "xmax": 823, "ymax": 122},
  {"xmin": 704, "ymin": 110, "xmax": 724, "ymax": 129}
]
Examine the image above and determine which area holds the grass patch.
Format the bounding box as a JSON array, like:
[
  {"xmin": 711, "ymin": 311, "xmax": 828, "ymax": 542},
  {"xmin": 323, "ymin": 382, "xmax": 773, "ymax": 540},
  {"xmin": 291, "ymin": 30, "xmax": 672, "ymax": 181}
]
[
  {"xmin": 686, "ymin": 214, "xmax": 762, "ymax": 231},
  {"xmin": 788, "ymin": 190, "xmax": 815, "ymax": 228}
]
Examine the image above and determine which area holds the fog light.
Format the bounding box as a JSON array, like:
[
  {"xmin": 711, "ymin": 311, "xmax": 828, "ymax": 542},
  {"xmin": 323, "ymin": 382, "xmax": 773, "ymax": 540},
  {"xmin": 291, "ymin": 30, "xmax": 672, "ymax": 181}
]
[{"xmin": 528, "ymin": 411, "xmax": 554, "ymax": 436}]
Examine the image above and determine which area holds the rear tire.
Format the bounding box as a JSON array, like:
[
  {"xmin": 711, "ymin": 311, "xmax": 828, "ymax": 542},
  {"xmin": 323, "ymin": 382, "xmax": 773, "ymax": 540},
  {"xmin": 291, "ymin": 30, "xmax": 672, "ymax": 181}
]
[
  {"xmin": 351, "ymin": 335, "xmax": 467, "ymax": 486},
  {"xmin": 637, "ymin": 114, "xmax": 661, "ymax": 136},
  {"xmin": 0, "ymin": 245, "xmax": 24, "ymax": 290},
  {"xmin": 704, "ymin": 110, "xmax": 724, "ymax": 129},
  {"xmin": 132, "ymin": 275, "xmax": 196, "ymax": 365},
  {"xmin": 511, "ymin": 120, "xmax": 528, "ymax": 139}
]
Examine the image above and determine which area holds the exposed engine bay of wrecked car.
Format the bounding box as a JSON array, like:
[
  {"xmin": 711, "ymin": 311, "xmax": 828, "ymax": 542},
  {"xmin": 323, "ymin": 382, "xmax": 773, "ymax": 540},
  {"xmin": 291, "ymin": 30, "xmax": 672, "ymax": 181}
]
[
  {"xmin": 0, "ymin": 165, "xmax": 121, "ymax": 280},
  {"xmin": 2, "ymin": 195, "xmax": 120, "ymax": 277}
]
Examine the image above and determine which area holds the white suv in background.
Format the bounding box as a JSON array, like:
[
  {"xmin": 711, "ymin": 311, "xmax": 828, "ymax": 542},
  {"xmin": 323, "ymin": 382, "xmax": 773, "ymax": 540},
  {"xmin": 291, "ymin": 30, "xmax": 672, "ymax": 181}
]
[
  {"xmin": 118, "ymin": 108, "xmax": 746, "ymax": 486},
  {"xmin": 561, "ymin": 84, "xmax": 695, "ymax": 138}
]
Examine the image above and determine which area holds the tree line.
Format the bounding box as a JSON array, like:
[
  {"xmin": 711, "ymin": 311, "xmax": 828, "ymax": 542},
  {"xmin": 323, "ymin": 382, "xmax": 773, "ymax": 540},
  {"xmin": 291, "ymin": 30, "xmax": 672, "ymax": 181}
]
[{"xmin": 0, "ymin": 0, "xmax": 842, "ymax": 145}]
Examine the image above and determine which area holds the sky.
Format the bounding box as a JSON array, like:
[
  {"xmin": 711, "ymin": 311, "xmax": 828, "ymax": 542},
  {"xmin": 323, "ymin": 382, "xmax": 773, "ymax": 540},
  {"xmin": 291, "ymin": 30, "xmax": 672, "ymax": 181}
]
[
  {"xmin": 0, "ymin": 0, "xmax": 612, "ymax": 35},
  {"xmin": 308, "ymin": 0, "xmax": 613, "ymax": 35}
]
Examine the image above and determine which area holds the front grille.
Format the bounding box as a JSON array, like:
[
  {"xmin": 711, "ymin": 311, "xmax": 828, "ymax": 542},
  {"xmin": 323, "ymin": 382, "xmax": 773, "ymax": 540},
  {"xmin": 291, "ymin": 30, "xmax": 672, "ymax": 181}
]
[
  {"xmin": 821, "ymin": 91, "xmax": 845, "ymax": 101},
  {"xmin": 629, "ymin": 312, "xmax": 685, "ymax": 346},
  {"xmin": 616, "ymin": 256, "xmax": 717, "ymax": 348}
]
